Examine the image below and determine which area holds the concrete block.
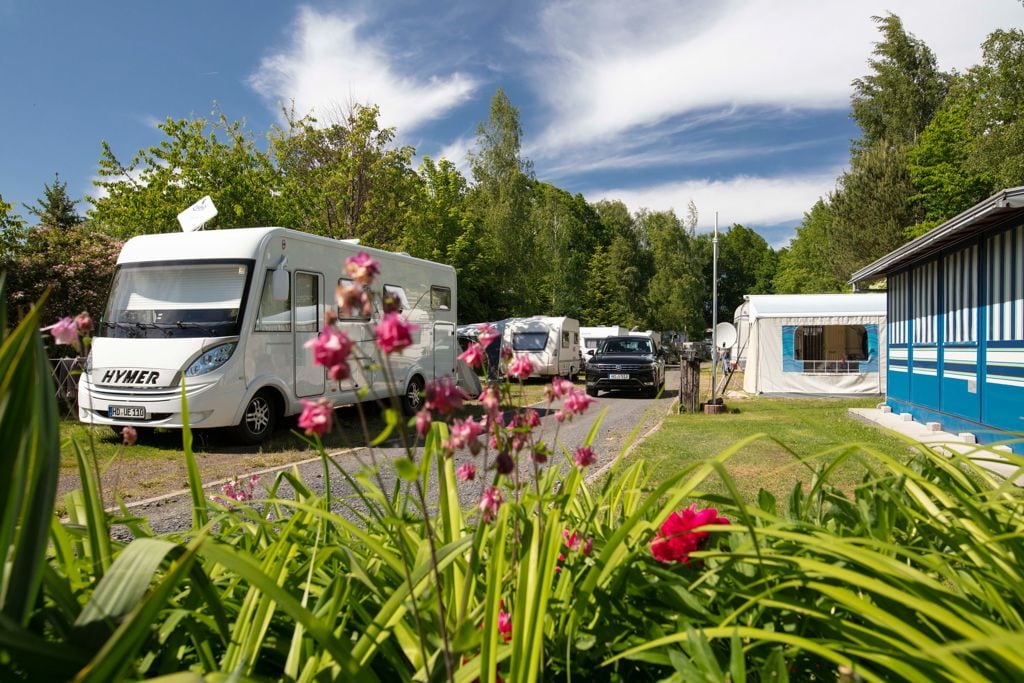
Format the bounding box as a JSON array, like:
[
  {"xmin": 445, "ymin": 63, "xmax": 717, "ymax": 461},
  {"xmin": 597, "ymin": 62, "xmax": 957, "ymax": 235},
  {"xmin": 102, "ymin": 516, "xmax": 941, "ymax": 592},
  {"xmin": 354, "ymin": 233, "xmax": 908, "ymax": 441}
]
[
  {"xmin": 994, "ymin": 445, "xmax": 1013, "ymax": 453},
  {"xmin": 899, "ymin": 413, "xmax": 913, "ymax": 422},
  {"xmin": 926, "ymin": 422, "xmax": 942, "ymax": 432},
  {"xmin": 879, "ymin": 404, "xmax": 892, "ymax": 414},
  {"xmin": 958, "ymin": 432, "xmax": 977, "ymax": 444}
]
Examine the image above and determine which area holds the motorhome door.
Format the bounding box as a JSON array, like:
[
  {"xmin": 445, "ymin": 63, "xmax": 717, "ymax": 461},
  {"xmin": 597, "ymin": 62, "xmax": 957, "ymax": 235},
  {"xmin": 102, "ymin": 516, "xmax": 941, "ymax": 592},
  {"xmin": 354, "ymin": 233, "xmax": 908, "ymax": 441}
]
[{"xmin": 294, "ymin": 271, "xmax": 326, "ymax": 397}]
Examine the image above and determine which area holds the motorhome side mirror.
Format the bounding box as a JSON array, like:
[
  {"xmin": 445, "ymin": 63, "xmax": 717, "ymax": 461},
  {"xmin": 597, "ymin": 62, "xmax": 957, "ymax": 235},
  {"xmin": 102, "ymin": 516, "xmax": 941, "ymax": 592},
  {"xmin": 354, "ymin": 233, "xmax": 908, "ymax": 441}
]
[{"xmin": 272, "ymin": 268, "xmax": 290, "ymax": 301}]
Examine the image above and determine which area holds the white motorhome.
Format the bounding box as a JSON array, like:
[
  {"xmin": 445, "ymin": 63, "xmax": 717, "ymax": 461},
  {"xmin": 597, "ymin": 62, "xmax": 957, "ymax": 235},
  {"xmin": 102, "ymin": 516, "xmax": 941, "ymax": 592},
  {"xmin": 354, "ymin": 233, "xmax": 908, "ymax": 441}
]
[
  {"xmin": 78, "ymin": 227, "xmax": 458, "ymax": 443},
  {"xmin": 503, "ymin": 316, "xmax": 580, "ymax": 378},
  {"xmin": 580, "ymin": 326, "xmax": 628, "ymax": 366}
]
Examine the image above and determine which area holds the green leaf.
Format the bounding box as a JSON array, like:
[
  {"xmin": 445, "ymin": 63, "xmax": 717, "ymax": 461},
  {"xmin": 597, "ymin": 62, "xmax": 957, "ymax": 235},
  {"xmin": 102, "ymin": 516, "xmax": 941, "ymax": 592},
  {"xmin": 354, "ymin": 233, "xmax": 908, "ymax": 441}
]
[{"xmin": 394, "ymin": 457, "xmax": 418, "ymax": 482}]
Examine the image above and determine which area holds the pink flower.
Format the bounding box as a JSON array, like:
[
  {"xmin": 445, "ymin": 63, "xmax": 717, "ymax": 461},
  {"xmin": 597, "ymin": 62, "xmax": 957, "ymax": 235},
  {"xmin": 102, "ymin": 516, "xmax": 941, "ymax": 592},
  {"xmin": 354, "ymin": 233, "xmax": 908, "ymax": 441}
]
[
  {"xmin": 523, "ymin": 409, "xmax": 541, "ymax": 428},
  {"xmin": 650, "ymin": 505, "xmax": 730, "ymax": 564},
  {"xmin": 424, "ymin": 376, "xmax": 468, "ymax": 415},
  {"xmin": 563, "ymin": 529, "xmax": 580, "ymax": 551},
  {"xmin": 42, "ymin": 317, "xmax": 80, "ymax": 346},
  {"xmin": 304, "ymin": 327, "xmax": 353, "ymax": 378},
  {"xmin": 563, "ymin": 389, "xmax": 594, "ymax": 416},
  {"xmin": 574, "ymin": 446, "xmax": 596, "ymax": 468},
  {"xmin": 457, "ymin": 462, "xmax": 477, "ymax": 481},
  {"xmin": 221, "ymin": 474, "xmax": 260, "ymax": 505},
  {"xmin": 554, "ymin": 410, "xmax": 566, "ymax": 423},
  {"xmin": 546, "ymin": 377, "xmax": 574, "ymax": 401},
  {"xmin": 74, "ymin": 312, "xmax": 93, "ymax": 335},
  {"xmin": 478, "ymin": 323, "xmax": 500, "ymax": 348},
  {"xmin": 449, "ymin": 417, "xmax": 484, "ymax": 454},
  {"xmin": 531, "ymin": 442, "xmax": 550, "ymax": 464},
  {"xmin": 345, "ymin": 251, "xmax": 380, "ymax": 285},
  {"xmin": 458, "ymin": 342, "xmax": 485, "ymax": 368},
  {"xmin": 500, "ymin": 344, "xmax": 513, "ymax": 360},
  {"xmin": 415, "ymin": 409, "xmax": 432, "ymax": 438},
  {"xmin": 336, "ymin": 282, "xmax": 372, "ymax": 318},
  {"xmin": 497, "ymin": 609, "xmax": 512, "ymax": 642},
  {"xmin": 121, "ymin": 425, "xmax": 138, "ymax": 446},
  {"xmin": 298, "ymin": 398, "xmax": 333, "ymax": 437},
  {"xmin": 582, "ymin": 537, "xmax": 593, "ymax": 556},
  {"xmin": 507, "ymin": 355, "xmax": 534, "ymax": 380},
  {"xmin": 480, "ymin": 486, "xmax": 503, "ymax": 522},
  {"xmin": 375, "ymin": 313, "xmax": 417, "ymax": 354},
  {"xmin": 479, "ymin": 384, "xmax": 501, "ymax": 416}
]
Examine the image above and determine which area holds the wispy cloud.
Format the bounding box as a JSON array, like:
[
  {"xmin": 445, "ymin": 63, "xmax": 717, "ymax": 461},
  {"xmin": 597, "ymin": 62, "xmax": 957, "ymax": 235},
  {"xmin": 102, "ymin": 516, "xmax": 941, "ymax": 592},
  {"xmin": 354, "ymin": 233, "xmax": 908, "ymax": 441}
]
[
  {"xmin": 249, "ymin": 7, "xmax": 479, "ymax": 133},
  {"xmin": 524, "ymin": 0, "xmax": 1022, "ymax": 151},
  {"xmin": 585, "ymin": 167, "xmax": 843, "ymax": 238},
  {"xmin": 436, "ymin": 135, "xmax": 474, "ymax": 177}
]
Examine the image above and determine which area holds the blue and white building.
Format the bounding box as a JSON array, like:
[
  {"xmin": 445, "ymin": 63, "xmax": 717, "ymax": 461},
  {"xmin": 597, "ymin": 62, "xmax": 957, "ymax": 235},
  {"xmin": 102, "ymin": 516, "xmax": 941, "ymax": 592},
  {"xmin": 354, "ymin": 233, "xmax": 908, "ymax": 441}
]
[{"xmin": 851, "ymin": 187, "xmax": 1024, "ymax": 454}]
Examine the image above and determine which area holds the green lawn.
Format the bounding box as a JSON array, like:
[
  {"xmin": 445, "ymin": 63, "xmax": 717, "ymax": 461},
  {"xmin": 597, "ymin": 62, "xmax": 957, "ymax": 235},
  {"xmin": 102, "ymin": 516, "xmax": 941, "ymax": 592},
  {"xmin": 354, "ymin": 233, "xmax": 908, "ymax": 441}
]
[{"xmin": 623, "ymin": 394, "xmax": 913, "ymax": 505}]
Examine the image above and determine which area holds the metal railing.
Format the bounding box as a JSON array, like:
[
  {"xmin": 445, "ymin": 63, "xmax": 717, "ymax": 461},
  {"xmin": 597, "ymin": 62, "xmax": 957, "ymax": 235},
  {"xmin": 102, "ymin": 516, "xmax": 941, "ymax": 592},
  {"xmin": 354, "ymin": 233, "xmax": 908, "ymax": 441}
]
[{"xmin": 800, "ymin": 360, "xmax": 861, "ymax": 374}]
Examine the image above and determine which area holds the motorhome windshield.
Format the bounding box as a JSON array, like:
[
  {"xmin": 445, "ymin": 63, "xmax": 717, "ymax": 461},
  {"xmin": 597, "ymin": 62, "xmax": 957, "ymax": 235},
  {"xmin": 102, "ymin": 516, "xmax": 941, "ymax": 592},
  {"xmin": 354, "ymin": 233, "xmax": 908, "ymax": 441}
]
[
  {"xmin": 100, "ymin": 261, "xmax": 252, "ymax": 339},
  {"xmin": 512, "ymin": 331, "xmax": 548, "ymax": 351}
]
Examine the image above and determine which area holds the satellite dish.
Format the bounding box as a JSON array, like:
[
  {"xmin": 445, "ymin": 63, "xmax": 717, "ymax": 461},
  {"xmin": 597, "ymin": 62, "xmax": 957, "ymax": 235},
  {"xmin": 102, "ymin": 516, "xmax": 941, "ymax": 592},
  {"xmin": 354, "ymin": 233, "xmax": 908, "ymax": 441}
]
[
  {"xmin": 714, "ymin": 322, "xmax": 737, "ymax": 349},
  {"xmin": 177, "ymin": 195, "xmax": 218, "ymax": 232}
]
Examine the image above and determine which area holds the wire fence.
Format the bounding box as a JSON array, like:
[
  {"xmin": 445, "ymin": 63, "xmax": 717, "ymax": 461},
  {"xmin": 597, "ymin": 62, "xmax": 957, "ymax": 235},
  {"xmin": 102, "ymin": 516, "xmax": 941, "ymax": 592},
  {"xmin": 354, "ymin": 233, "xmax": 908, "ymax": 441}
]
[{"xmin": 50, "ymin": 356, "xmax": 85, "ymax": 418}]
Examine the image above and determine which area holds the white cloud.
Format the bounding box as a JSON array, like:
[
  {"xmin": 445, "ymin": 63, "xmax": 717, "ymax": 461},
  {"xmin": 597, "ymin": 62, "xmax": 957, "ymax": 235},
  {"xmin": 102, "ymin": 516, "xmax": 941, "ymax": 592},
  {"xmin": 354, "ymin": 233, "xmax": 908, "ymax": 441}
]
[
  {"xmin": 527, "ymin": 0, "xmax": 1023, "ymax": 150},
  {"xmin": 436, "ymin": 135, "xmax": 474, "ymax": 177},
  {"xmin": 249, "ymin": 7, "xmax": 479, "ymax": 133},
  {"xmin": 585, "ymin": 167, "xmax": 843, "ymax": 241}
]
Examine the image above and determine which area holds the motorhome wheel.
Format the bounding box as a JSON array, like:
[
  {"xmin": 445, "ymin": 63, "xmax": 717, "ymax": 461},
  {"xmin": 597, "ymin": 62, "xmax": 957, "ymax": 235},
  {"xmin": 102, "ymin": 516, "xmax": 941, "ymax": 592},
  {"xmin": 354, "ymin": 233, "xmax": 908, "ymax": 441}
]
[
  {"xmin": 233, "ymin": 390, "xmax": 278, "ymax": 444},
  {"xmin": 402, "ymin": 375, "xmax": 425, "ymax": 415}
]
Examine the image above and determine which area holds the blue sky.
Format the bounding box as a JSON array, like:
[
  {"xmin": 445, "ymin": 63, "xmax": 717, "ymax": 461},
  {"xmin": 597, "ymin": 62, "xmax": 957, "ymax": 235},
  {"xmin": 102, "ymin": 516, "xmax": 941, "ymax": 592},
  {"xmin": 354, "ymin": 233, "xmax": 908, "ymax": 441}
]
[{"xmin": 2, "ymin": 1, "xmax": 1021, "ymax": 248}]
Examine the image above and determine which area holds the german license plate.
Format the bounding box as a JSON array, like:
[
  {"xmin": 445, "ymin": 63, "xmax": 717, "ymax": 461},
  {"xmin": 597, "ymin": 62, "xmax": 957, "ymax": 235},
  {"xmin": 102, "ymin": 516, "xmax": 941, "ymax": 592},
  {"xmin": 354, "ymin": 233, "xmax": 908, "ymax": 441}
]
[
  {"xmin": 609, "ymin": 373, "xmax": 630, "ymax": 380},
  {"xmin": 109, "ymin": 405, "xmax": 146, "ymax": 419}
]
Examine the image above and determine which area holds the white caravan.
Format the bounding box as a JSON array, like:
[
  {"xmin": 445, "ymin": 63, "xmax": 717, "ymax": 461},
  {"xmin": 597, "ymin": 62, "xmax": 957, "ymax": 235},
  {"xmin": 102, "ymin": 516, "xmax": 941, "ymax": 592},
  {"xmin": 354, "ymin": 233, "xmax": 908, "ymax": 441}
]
[
  {"xmin": 78, "ymin": 227, "xmax": 457, "ymax": 443},
  {"xmin": 502, "ymin": 316, "xmax": 581, "ymax": 378},
  {"xmin": 580, "ymin": 326, "xmax": 628, "ymax": 366}
]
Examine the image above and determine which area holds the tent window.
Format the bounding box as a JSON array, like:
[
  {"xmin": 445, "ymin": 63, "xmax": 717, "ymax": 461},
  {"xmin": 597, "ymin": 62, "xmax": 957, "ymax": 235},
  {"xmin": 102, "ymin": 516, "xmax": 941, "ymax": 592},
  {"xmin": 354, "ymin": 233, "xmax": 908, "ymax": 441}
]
[{"xmin": 793, "ymin": 325, "xmax": 869, "ymax": 374}]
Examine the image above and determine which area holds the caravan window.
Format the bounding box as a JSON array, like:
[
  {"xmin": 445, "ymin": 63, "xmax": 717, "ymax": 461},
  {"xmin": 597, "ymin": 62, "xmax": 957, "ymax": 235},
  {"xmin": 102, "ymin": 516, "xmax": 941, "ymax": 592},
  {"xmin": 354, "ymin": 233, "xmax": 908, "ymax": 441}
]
[
  {"xmin": 336, "ymin": 278, "xmax": 371, "ymax": 321},
  {"xmin": 584, "ymin": 338, "xmax": 600, "ymax": 350},
  {"xmin": 513, "ymin": 332, "xmax": 548, "ymax": 351},
  {"xmin": 255, "ymin": 269, "xmax": 291, "ymax": 332},
  {"xmin": 562, "ymin": 331, "xmax": 569, "ymax": 348},
  {"xmin": 295, "ymin": 272, "xmax": 320, "ymax": 332},
  {"xmin": 430, "ymin": 286, "xmax": 451, "ymax": 311}
]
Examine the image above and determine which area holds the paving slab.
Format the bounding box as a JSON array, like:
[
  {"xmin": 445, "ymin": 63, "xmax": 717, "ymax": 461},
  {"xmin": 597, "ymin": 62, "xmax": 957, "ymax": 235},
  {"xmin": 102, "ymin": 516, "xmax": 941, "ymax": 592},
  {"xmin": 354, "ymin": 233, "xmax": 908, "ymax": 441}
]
[{"xmin": 849, "ymin": 408, "xmax": 1023, "ymax": 482}]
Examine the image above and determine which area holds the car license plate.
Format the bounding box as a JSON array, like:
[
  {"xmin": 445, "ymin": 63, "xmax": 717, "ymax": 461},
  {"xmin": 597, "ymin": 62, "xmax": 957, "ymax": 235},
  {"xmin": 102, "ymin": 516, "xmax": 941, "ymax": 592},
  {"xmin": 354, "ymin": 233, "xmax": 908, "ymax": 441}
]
[
  {"xmin": 609, "ymin": 373, "xmax": 630, "ymax": 380},
  {"xmin": 109, "ymin": 405, "xmax": 146, "ymax": 419}
]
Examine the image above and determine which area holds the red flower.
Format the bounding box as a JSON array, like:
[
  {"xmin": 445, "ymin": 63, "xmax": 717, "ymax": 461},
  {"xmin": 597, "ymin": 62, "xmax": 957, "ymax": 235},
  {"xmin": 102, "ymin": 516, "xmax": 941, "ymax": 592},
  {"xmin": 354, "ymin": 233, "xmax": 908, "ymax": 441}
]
[
  {"xmin": 425, "ymin": 375, "xmax": 468, "ymax": 415},
  {"xmin": 298, "ymin": 398, "xmax": 333, "ymax": 437},
  {"xmin": 650, "ymin": 505, "xmax": 729, "ymax": 564},
  {"xmin": 459, "ymin": 342, "xmax": 485, "ymax": 368},
  {"xmin": 375, "ymin": 313, "xmax": 417, "ymax": 354},
  {"xmin": 573, "ymin": 446, "xmax": 596, "ymax": 468},
  {"xmin": 507, "ymin": 355, "xmax": 534, "ymax": 379}
]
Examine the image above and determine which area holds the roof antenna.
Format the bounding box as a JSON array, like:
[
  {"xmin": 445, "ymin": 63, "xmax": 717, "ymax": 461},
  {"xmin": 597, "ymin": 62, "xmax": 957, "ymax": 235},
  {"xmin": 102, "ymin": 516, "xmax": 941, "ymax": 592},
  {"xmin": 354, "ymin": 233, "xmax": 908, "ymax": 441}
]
[{"xmin": 177, "ymin": 195, "xmax": 218, "ymax": 232}]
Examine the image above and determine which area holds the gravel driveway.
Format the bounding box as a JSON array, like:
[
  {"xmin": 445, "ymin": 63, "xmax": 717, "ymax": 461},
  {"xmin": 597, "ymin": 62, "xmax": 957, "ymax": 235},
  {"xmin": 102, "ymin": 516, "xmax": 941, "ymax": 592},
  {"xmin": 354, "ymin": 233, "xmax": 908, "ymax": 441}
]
[{"xmin": 110, "ymin": 370, "xmax": 680, "ymax": 535}]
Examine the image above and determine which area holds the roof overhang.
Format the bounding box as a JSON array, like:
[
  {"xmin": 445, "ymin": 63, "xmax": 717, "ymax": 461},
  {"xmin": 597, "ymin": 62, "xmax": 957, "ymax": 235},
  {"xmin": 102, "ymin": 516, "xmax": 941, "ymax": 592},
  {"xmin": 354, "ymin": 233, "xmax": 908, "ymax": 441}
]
[{"xmin": 850, "ymin": 186, "xmax": 1024, "ymax": 285}]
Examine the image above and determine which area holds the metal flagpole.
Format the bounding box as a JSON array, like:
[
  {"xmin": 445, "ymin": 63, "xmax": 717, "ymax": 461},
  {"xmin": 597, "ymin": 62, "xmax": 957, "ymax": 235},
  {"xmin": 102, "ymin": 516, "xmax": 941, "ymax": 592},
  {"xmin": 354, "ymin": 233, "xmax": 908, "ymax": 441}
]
[{"xmin": 711, "ymin": 211, "xmax": 719, "ymax": 404}]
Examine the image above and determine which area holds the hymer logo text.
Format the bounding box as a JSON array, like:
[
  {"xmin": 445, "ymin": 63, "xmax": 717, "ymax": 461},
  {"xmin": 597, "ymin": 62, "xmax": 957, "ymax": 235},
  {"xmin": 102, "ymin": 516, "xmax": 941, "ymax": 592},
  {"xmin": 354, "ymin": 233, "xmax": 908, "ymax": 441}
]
[{"xmin": 101, "ymin": 369, "xmax": 160, "ymax": 385}]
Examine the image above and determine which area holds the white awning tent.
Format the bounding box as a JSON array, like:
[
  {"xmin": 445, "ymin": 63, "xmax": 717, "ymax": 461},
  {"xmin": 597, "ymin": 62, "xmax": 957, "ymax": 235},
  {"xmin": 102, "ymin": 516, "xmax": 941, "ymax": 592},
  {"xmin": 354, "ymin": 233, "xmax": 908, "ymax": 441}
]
[{"xmin": 734, "ymin": 294, "xmax": 887, "ymax": 395}]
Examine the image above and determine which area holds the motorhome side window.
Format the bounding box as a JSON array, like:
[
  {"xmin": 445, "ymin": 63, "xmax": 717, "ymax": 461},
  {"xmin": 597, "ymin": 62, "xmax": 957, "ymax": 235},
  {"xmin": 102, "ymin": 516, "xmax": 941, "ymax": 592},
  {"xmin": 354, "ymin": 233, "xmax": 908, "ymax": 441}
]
[
  {"xmin": 295, "ymin": 272, "xmax": 320, "ymax": 332},
  {"xmin": 383, "ymin": 284, "xmax": 410, "ymax": 313},
  {"xmin": 336, "ymin": 277, "xmax": 371, "ymax": 321},
  {"xmin": 255, "ymin": 269, "xmax": 291, "ymax": 332},
  {"xmin": 430, "ymin": 286, "xmax": 451, "ymax": 311},
  {"xmin": 562, "ymin": 331, "xmax": 569, "ymax": 348}
]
